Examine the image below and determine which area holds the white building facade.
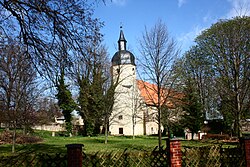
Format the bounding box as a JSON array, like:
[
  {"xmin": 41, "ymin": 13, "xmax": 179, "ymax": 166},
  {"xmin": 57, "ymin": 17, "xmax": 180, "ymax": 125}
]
[{"xmin": 109, "ymin": 29, "xmax": 159, "ymax": 136}]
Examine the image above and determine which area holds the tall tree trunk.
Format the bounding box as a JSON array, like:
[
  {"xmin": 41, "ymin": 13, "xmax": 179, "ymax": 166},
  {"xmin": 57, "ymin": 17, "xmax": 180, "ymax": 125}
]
[
  {"xmin": 12, "ymin": 120, "xmax": 16, "ymax": 153},
  {"xmin": 158, "ymin": 107, "xmax": 162, "ymax": 147},
  {"xmin": 234, "ymin": 57, "xmax": 242, "ymax": 138},
  {"xmin": 132, "ymin": 115, "xmax": 135, "ymax": 139},
  {"xmin": 104, "ymin": 117, "xmax": 108, "ymax": 144}
]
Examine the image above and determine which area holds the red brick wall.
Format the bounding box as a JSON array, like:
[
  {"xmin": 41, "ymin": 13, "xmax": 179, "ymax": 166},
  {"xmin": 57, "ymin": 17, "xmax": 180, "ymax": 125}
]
[
  {"xmin": 243, "ymin": 139, "xmax": 250, "ymax": 167},
  {"xmin": 169, "ymin": 140, "xmax": 182, "ymax": 167},
  {"xmin": 66, "ymin": 144, "xmax": 83, "ymax": 167}
]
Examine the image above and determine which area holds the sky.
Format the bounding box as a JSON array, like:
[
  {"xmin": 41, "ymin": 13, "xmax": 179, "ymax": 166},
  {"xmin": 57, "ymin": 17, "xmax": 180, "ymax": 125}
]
[{"xmin": 94, "ymin": 0, "xmax": 250, "ymax": 59}]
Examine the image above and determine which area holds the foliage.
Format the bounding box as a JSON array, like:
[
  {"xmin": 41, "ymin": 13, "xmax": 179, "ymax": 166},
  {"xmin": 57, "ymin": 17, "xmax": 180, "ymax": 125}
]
[
  {"xmin": 55, "ymin": 71, "xmax": 76, "ymax": 135},
  {"xmin": 76, "ymin": 45, "xmax": 110, "ymax": 136},
  {"xmin": 0, "ymin": 130, "xmax": 42, "ymax": 144},
  {"xmin": 177, "ymin": 16, "xmax": 250, "ymax": 138},
  {"xmin": 207, "ymin": 119, "xmax": 231, "ymax": 134},
  {"xmin": 170, "ymin": 123, "xmax": 185, "ymax": 137},
  {"xmin": 194, "ymin": 16, "xmax": 250, "ymax": 137},
  {"xmin": 181, "ymin": 79, "xmax": 203, "ymax": 139}
]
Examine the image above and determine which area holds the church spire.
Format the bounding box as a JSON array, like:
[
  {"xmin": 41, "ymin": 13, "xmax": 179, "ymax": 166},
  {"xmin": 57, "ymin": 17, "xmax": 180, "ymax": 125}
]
[{"xmin": 118, "ymin": 26, "xmax": 127, "ymax": 51}]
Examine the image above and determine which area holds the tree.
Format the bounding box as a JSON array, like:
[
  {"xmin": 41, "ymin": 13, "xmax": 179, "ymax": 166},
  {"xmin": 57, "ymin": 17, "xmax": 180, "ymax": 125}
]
[
  {"xmin": 161, "ymin": 102, "xmax": 184, "ymax": 137},
  {"xmin": 73, "ymin": 43, "xmax": 110, "ymax": 136},
  {"xmin": 131, "ymin": 86, "xmax": 145, "ymax": 139},
  {"xmin": 195, "ymin": 16, "xmax": 250, "ymax": 137},
  {"xmin": 35, "ymin": 97, "xmax": 62, "ymax": 125},
  {"xmin": 55, "ymin": 69, "xmax": 76, "ymax": 136},
  {"xmin": 0, "ymin": 39, "xmax": 37, "ymax": 153},
  {"xmin": 181, "ymin": 46, "xmax": 216, "ymax": 118},
  {"xmin": 181, "ymin": 79, "xmax": 203, "ymax": 140},
  {"xmin": 0, "ymin": 0, "xmax": 104, "ymax": 74},
  {"xmin": 1, "ymin": 0, "xmax": 105, "ymax": 137},
  {"xmin": 172, "ymin": 45, "xmax": 219, "ymax": 137},
  {"xmin": 103, "ymin": 78, "xmax": 119, "ymax": 144},
  {"xmin": 138, "ymin": 20, "xmax": 179, "ymax": 147}
]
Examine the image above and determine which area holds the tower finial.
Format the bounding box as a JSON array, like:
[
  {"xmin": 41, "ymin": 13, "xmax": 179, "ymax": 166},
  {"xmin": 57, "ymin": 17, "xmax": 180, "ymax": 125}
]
[
  {"xmin": 120, "ymin": 22, "xmax": 123, "ymax": 29},
  {"xmin": 118, "ymin": 24, "xmax": 126, "ymax": 51}
]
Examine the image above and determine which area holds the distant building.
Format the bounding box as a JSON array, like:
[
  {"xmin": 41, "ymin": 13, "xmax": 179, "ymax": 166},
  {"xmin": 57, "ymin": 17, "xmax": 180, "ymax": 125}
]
[
  {"xmin": 33, "ymin": 115, "xmax": 84, "ymax": 132},
  {"xmin": 54, "ymin": 116, "xmax": 65, "ymax": 124},
  {"xmin": 109, "ymin": 29, "xmax": 182, "ymax": 136},
  {"xmin": 55, "ymin": 115, "xmax": 84, "ymax": 126}
]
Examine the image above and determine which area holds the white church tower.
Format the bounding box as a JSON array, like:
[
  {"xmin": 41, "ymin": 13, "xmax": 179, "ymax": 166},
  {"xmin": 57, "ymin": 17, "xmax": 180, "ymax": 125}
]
[{"xmin": 110, "ymin": 28, "xmax": 138, "ymax": 135}]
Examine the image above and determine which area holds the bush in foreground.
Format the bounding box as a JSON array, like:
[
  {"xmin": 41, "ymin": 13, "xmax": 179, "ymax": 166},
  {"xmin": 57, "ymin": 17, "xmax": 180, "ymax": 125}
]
[{"xmin": 0, "ymin": 131, "xmax": 42, "ymax": 144}]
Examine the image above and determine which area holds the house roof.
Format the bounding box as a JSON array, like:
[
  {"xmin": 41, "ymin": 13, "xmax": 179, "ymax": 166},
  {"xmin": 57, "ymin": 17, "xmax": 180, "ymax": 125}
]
[{"xmin": 137, "ymin": 80, "xmax": 183, "ymax": 109}]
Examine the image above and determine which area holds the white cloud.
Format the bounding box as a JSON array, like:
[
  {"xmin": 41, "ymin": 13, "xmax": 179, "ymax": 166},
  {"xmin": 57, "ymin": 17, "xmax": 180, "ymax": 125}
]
[
  {"xmin": 177, "ymin": 0, "xmax": 186, "ymax": 8},
  {"xmin": 226, "ymin": 0, "xmax": 250, "ymax": 18}
]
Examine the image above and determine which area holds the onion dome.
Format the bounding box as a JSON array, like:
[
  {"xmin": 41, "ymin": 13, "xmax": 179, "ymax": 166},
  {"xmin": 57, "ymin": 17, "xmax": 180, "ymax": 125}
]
[{"xmin": 111, "ymin": 28, "xmax": 135, "ymax": 66}]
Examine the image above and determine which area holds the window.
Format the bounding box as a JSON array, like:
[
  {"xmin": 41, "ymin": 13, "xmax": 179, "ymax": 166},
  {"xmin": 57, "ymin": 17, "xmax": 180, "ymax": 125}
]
[
  {"xmin": 119, "ymin": 128, "xmax": 123, "ymax": 134},
  {"xmin": 118, "ymin": 115, "xmax": 123, "ymax": 120},
  {"xmin": 132, "ymin": 68, "xmax": 135, "ymax": 75}
]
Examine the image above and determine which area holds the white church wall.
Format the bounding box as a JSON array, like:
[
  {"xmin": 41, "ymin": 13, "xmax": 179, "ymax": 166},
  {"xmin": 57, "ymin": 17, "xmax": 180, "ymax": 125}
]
[
  {"xmin": 110, "ymin": 29, "xmax": 162, "ymax": 136},
  {"xmin": 110, "ymin": 63, "xmax": 137, "ymax": 135}
]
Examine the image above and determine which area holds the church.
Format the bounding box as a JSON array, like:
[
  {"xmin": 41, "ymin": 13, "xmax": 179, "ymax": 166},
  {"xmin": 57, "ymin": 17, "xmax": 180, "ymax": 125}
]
[{"xmin": 109, "ymin": 29, "xmax": 180, "ymax": 136}]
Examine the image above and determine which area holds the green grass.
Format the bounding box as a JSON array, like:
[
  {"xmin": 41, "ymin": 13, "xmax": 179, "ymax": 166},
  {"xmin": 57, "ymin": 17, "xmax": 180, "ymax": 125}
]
[
  {"xmin": 0, "ymin": 130, "xmax": 160, "ymax": 155},
  {"xmin": 0, "ymin": 130, "xmax": 238, "ymax": 156}
]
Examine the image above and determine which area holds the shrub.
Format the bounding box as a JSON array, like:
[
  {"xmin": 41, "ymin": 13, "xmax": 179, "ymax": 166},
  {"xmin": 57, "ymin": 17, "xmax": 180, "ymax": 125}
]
[
  {"xmin": 0, "ymin": 131, "xmax": 42, "ymax": 144},
  {"xmin": 202, "ymin": 133, "xmax": 230, "ymax": 140}
]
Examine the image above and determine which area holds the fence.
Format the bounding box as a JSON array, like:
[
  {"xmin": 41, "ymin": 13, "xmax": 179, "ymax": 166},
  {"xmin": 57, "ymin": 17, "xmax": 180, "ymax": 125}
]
[
  {"xmin": 0, "ymin": 138, "xmax": 249, "ymax": 167},
  {"xmin": 0, "ymin": 148, "xmax": 164, "ymax": 167},
  {"xmin": 182, "ymin": 145, "xmax": 245, "ymax": 167},
  {"xmin": 0, "ymin": 151, "xmax": 67, "ymax": 167}
]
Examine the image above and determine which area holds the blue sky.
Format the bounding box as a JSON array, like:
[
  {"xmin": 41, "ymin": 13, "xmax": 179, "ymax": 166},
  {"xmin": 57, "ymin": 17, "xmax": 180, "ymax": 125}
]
[{"xmin": 94, "ymin": 0, "xmax": 250, "ymax": 59}]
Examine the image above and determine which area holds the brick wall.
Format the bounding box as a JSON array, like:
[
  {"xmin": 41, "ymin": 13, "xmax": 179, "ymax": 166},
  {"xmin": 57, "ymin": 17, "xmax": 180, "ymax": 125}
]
[
  {"xmin": 242, "ymin": 137, "xmax": 250, "ymax": 167},
  {"xmin": 66, "ymin": 144, "xmax": 83, "ymax": 167},
  {"xmin": 166, "ymin": 139, "xmax": 182, "ymax": 167}
]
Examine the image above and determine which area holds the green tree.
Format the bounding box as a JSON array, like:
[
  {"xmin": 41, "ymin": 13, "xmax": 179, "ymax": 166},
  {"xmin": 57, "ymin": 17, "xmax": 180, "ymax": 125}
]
[
  {"xmin": 181, "ymin": 79, "xmax": 203, "ymax": 140},
  {"xmin": 172, "ymin": 47, "xmax": 209, "ymax": 139},
  {"xmin": 195, "ymin": 16, "xmax": 250, "ymax": 137},
  {"xmin": 76, "ymin": 45, "xmax": 109, "ymax": 136},
  {"xmin": 176, "ymin": 45, "xmax": 217, "ymax": 118},
  {"xmin": 56, "ymin": 70, "xmax": 76, "ymax": 136},
  {"xmin": 78, "ymin": 67, "xmax": 106, "ymax": 136}
]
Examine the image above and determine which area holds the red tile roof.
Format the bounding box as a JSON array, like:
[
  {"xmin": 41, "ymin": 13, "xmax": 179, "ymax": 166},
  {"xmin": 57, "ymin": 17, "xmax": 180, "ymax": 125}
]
[{"xmin": 137, "ymin": 80, "xmax": 183, "ymax": 109}]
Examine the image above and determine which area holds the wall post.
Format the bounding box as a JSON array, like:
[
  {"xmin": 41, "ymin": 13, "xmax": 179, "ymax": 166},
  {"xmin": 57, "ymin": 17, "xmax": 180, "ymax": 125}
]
[
  {"xmin": 66, "ymin": 144, "xmax": 84, "ymax": 167},
  {"xmin": 241, "ymin": 137, "xmax": 250, "ymax": 167},
  {"xmin": 166, "ymin": 139, "xmax": 182, "ymax": 167}
]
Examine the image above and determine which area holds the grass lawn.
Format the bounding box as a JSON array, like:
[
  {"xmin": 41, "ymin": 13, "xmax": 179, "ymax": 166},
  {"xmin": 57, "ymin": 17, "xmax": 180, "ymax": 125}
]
[
  {"xmin": 0, "ymin": 130, "xmax": 160, "ymax": 155},
  {"xmin": 0, "ymin": 130, "xmax": 238, "ymax": 156}
]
